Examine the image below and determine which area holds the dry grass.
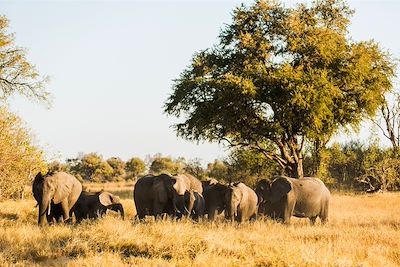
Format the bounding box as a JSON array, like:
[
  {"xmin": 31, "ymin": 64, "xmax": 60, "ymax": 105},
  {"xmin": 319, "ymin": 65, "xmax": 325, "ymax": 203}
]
[{"xmin": 0, "ymin": 192, "xmax": 399, "ymax": 266}]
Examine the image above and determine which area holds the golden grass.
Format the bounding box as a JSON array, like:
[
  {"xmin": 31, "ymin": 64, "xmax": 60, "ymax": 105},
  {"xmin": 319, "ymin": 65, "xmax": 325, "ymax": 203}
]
[{"xmin": 0, "ymin": 193, "xmax": 399, "ymax": 266}]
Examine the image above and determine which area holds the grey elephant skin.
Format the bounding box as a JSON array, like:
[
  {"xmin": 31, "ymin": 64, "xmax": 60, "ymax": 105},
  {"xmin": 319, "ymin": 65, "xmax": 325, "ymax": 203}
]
[
  {"xmin": 255, "ymin": 176, "xmax": 331, "ymax": 224},
  {"xmin": 32, "ymin": 172, "xmax": 82, "ymax": 226},
  {"xmin": 74, "ymin": 191, "xmax": 124, "ymax": 222},
  {"xmin": 203, "ymin": 182, "xmax": 229, "ymax": 221},
  {"xmin": 133, "ymin": 173, "xmax": 202, "ymax": 220},
  {"xmin": 224, "ymin": 182, "xmax": 258, "ymax": 223},
  {"xmin": 184, "ymin": 189, "xmax": 205, "ymax": 221}
]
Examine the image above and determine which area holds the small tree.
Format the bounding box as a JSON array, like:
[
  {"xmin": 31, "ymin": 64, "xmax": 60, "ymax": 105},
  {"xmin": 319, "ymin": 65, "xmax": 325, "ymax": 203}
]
[
  {"xmin": 107, "ymin": 157, "xmax": 126, "ymax": 181},
  {"xmin": 125, "ymin": 157, "xmax": 146, "ymax": 179},
  {"xmin": 374, "ymin": 91, "xmax": 400, "ymax": 153},
  {"xmin": 0, "ymin": 16, "xmax": 49, "ymax": 104},
  {"xmin": 207, "ymin": 160, "xmax": 229, "ymax": 181},
  {"xmin": 149, "ymin": 156, "xmax": 184, "ymax": 175},
  {"xmin": 0, "ymin": 107, "xmax": 46, "ymax": 199},
  {"xmin": 184, "ymin": 158, "xmax": 207, "ymax": 180}
]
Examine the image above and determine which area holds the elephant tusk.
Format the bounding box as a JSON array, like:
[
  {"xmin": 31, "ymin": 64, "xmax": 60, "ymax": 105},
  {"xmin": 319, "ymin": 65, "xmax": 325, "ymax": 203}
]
[
  {"xmin": 184, "ymin": 207, "xmax": 190, "ymax": 214},
  {"xmin": 47, "ymin": 202, "xmax": 51, "ymax": 216}
]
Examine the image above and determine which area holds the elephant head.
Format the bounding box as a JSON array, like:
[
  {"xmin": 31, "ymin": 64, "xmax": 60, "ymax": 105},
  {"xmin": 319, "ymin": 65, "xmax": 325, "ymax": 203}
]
[
  {"xmin": 151, "ymin": 174, "xmax": 175, "ymax": 216},
  {"xmin": 224, "ymin": 183, "xmax": 243, "ymax": 221},
  {"xmin": 268, "ymin": 177, "xmax": 292, "ymax": 203},
  {"xmin": 98, "ymin": 192, "xmax": 125, "ymax": 219},
  {"xmin": 184, "ymin": 189, "xmax": 196, "ymax": 216},
  {"xmin": 255, "ymin": 179, "xmax": 271, "ymax": 204},
  {"xmin": 203, "ymin": 183, "xmax": 229, "ymax": 220},
  {"xmin": 256, "ymin": 177, "xmax": 291, "ymax": 204},
  {"xmin": 171, "ymin": 175, "xmax": 190, "ymax": 217}
]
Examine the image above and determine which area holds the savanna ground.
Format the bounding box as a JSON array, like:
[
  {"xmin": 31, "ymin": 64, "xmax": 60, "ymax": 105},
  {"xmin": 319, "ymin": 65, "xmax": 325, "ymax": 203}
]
[{"xmin": 0, "ymin": 187, "xmax": 399, "ymax": 267}]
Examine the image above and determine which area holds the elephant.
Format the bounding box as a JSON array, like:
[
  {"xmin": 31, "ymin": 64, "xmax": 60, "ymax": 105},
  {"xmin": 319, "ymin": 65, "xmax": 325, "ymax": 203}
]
[
  {"xmin": 224, "ymin": 182, "xmax": 258, "ymax": 223},
  {"xmin": 202, "ymin": 182, "xmax": 229, "ymax": 221},
  {"xmin": 184, "ymin": 189, "xmax": 205, "ymax": 221},
  {"xmin": 32, "ymin": 171, "xmax": 82, "ymax": 226},
  {"xmin": 133, "ymin": 173, "xmax": 203, "ymax": 220},
  {"xmin": 255, "ymin": 176, "xmax": 331, "ymax": 224},
  {"xmin": 74, "ymin": 191, "xmax": 124, "ymax": 222}
]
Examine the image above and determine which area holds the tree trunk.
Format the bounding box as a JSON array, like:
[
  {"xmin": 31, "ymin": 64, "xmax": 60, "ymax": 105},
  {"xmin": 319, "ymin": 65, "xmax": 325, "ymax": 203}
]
[
  {"xmin": 277, "ymin": 136, "xmax": 304, "ymax": 179},
  {"xmin": 287, "ymin": 159, "xmax": 304, "ymax": 179}
]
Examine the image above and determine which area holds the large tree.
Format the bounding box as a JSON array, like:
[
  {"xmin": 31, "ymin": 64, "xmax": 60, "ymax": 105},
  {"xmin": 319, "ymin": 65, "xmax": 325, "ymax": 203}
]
[
  {"xmin": 0, "ymin": 16, "xmax": 49, "ymax": 103},
  {"xmin": 164, "ymin": 0, "xmax": 396, "ymax": 178}
]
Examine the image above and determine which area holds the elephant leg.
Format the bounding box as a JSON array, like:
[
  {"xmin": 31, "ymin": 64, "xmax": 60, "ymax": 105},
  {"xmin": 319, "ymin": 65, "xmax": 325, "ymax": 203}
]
[
  {"xmin": 309, "ymin": 216, "xmax": 317, "ymax": 225},
  {"xmin": 46, "ymin": 213, "xmax": 54, "ymax": 225},
  {"xmin": 60, "ymin": 200, "xmax": 71, "ymax": 223},
  {"xmin": 283, "ymin": 202, "xmax": 294, "ymax": 224},
  {"xmin": 320, "ymin": 205, "xmax": 329, "ymax": 224}
]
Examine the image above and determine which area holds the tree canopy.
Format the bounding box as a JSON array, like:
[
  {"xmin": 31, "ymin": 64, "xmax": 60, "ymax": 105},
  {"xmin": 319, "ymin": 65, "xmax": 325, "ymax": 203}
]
[
  {"xmin": 0, "ymin": 107, "xmax": 46, "ymax": 199},
  {"xmin": 0, "ymin": 16, "xmax": 49, "ymax": 104},
  {"xmin": 164, "ymin": 0, "xmax": 396, "ymax": 178}
]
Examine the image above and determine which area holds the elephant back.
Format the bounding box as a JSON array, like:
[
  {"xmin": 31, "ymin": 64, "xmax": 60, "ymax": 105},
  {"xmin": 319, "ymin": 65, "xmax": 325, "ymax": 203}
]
[{"xmin": 174, "ymin": 173, "xmax": 203, "ymax": 194}]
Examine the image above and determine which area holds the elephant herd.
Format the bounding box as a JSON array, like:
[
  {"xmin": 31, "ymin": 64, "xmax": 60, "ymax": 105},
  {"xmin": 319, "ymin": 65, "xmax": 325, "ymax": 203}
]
[{"xmin": 32, "ymin": 171, "xmax": 331, "ymax": 226}]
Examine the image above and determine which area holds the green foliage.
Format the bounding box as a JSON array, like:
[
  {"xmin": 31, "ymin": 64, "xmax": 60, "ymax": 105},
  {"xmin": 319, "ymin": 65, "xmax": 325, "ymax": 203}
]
[
  {"xmin": 106, "ymin": 157, "xmax": 126, "ymax": 181},
  {"xmin": 164, "ymin": 0, "xmax": 396, "ymax": 178},
  {"xmin": 184, "ymin": 158, "xmax": 207, "ymax": 180},
  {"xmin": 125, "ymin": 157, "xmax": 146, "ymax": 179},
  {"xmin": 0, "ymin": 107, "xmax": 46, "ymax": 199},
  {"xmin": 303, "ymin": 141, "xmax": 400, "ymax": 191},
  {"xmin": 149, "ymin": 156, "xmax": 184, "ymax": 175},
  {"xmin": 206, "ymin": 160, "xmax": 229, "ymax": 182},
  {"xmin": 226, "ymin": 146, "xmax": 280, "ymax": 187},
  {"xmin": 0, "ymin": 16, "xmax": 49, "ymax": 104},
  {"xmin": 67, "ymin": 153, "xmax": 123, "ymax": 182}
]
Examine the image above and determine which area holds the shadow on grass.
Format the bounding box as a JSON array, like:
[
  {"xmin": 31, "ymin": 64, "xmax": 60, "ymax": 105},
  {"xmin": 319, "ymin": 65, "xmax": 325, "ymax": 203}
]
[{"xmin": 0, "ymin": 211, "xmax": 18, "ymax": 221}]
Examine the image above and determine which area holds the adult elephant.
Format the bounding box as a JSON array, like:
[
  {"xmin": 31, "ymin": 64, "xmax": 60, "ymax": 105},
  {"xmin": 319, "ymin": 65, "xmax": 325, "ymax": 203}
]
[
  {"xmin": 224, "ymin": 182, "xmax": 258, "ymax": 223},
  {"xmin": 32, "ymin": 172, "xmax": 82, "ymax": 226},
  {"xmin": 203, "ymin": 181, "xmax": 229, "ymax": 221},
  {"xmin": 74, "ymin": 191, "xmax": 124, "ymax": 222},
  {"xmin": 255, "ymin": 176, "xmax": 330, "ymax": 224},
  {"xmin": 133, "ymin": 173, "xmax": 202, "ymax": 220}
]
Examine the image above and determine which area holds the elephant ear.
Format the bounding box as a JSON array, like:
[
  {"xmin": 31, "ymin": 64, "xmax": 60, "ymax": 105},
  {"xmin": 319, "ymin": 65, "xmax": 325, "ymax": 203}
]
[
  {"xmin": 52, "ymin": 176, "xmax": 73, "ymax": 204},
  {"xmin": 153, "ymin": 178, "xmax": 168, "ymax": 203},
  {"xmin": 99, "ymin": 192, "xmax": 113, "ymax": 206},
  {"xmin": 32, "ymin": 172, "xmax": 44, "ymax": 202},
  {"xmin": 268, "ymin": 177, "xmax": 292, "ymax": 203}
]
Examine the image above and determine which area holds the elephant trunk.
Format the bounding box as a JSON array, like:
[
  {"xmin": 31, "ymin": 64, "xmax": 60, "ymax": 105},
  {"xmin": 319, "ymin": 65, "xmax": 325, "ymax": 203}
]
[
  {"xmin": 110, "ymin": 203, "xmax": 125, "ymax": 220},
  {"xmin": 38, "ymin": 196, "xmax": 50, "ymax": 226},
  {"xmin": 226, "ymin": 202, "xmax": 237, "ymax": 222},
  {"xmin": 174, "ymin": 195, "xmax": 186, "ymax": 218}
]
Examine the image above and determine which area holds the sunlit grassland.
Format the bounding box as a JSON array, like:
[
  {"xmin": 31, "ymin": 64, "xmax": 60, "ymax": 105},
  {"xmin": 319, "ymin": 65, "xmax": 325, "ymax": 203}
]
[{"xmin": 0, "ymin": 192, "xmax": 399, "ymax": 266}]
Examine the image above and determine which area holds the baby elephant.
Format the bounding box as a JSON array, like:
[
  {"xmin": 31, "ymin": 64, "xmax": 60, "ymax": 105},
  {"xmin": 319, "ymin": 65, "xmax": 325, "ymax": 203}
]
[
  {"xmin": 184, "ymin": 189, "xmax": 205, "ymax": 221},
  {"xmin": 224, "ymin": 182, "xmax": 258, "ymax": 223},
  {"xmin": 74, "ymin": 191, "xmax": 124, "ymax": 222}
]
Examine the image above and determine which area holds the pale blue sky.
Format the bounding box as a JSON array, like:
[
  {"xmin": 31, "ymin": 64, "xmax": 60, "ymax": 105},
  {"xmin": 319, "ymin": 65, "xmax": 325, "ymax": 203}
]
[{"xmin": 1, "ymin": 1, "xmax": 399, "ymax": 164}]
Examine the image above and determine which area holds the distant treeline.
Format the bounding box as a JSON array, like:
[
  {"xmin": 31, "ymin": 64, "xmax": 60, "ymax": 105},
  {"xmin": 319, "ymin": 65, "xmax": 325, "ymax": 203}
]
[
  {"xmin": 1, "ymin": 104, "xmax": 400, "ymax": 201},
  {"xmin": 48, "ymin": 142, "xmax": 400, "ymax": 192}
]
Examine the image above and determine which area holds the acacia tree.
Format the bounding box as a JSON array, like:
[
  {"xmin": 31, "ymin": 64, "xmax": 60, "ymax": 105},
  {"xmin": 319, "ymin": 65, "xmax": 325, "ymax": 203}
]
[
  {"xmin": 0, "ymin": 16, "xmax": 49, "ymax": 103},
  {"xmin": 164, "ymin": 0, "xmax": 395, "ymax": 178},
  {"xmin": 373, "ymin": 91, "xmax": 400, "ymax": 154}
]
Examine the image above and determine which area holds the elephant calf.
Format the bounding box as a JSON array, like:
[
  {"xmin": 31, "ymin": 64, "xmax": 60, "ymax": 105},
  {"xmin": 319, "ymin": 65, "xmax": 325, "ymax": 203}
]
[
  {"xmin": 225, "ymin": 182, "xmax": 258, "ymax": 223},
  {"xmin": 184, "ymin": 189, "xmax": 205, "ymax": 221},
  {"xmin": 73, "ymin": 191, "xmax": 124, "ymax": 222}
]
